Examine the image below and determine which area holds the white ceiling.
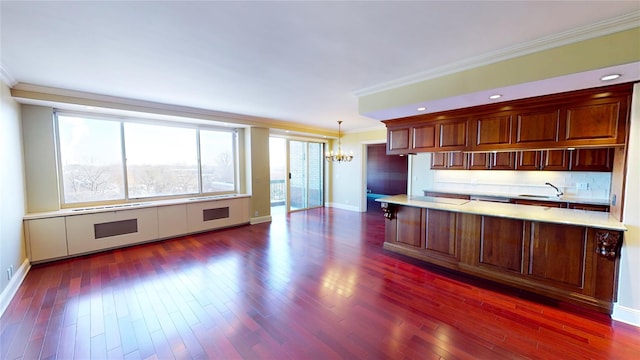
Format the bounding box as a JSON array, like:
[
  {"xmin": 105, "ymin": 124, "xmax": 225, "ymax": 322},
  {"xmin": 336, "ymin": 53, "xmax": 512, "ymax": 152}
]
[{"xmin": 1, "ymin": 1, "xmax": 639, "ymax": 132}]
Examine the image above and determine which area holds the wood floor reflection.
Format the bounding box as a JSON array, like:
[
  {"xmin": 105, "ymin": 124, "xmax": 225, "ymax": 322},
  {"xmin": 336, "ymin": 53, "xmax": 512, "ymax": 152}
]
[{"xmin": 2, "ymin": 207, "xmax": 639, "ymax": 359}]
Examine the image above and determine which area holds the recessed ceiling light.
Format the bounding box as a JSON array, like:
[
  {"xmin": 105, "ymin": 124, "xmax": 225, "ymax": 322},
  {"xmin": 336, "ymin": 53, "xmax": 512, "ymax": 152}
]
[
  {"xmin": 600, "ymin": 74, "xmax": 621, "ymax": 81},
  {"xmin": 489, "ymin": 94, "xmax": 502, "ymax": 100},
  {"xmin": 417, "ymin": 107, "xmax": 426, "ymax": 111}
]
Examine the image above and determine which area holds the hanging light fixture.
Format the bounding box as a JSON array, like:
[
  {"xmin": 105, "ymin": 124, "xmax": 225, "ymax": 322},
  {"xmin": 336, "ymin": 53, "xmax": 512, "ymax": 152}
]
[{"xmin": 325, "ymin": 120, "xmax": 353, "ymax": 163}]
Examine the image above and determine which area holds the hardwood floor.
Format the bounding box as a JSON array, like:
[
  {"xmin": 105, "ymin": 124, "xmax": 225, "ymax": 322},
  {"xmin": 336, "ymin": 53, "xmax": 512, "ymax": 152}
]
[{"xmin": 2, "ymin": 207, "xmax": 639, "ymax": 359}]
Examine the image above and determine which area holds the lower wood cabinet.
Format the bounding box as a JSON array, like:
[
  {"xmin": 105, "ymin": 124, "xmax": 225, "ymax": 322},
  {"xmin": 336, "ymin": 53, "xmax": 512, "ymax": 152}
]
[{"xmin": 383, "ymin": 204, "xmax": 622, "ymax": 313}]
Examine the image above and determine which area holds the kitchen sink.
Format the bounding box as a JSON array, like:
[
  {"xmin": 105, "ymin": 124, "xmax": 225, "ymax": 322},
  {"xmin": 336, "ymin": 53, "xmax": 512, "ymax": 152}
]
[{"xmin": 518, "ymin": 194, "xmax": 554, "ymax": 199}]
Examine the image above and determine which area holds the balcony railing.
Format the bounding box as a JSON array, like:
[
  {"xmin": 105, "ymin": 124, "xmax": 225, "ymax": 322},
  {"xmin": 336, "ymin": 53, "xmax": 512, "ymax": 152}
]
[{"xmin": 270, "ymin": 179, "xmax": 285, "ymax": 205}]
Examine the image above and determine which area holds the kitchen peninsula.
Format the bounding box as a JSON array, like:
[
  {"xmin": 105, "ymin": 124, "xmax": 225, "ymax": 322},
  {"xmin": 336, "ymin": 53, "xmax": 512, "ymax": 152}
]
[{"xmin": 377, "ymin": 195, "xmax": 624, "ymax": 313}]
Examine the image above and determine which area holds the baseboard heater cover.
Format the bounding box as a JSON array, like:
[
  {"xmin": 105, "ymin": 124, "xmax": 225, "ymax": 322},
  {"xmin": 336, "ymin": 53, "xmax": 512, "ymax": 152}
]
[
  {"xmin": 94, "ymin": 219, "xmax": 138, "ymax": 239},
  {"xmin": 203, "ymin": 207, "xmax": 229, "ymax": 221}
]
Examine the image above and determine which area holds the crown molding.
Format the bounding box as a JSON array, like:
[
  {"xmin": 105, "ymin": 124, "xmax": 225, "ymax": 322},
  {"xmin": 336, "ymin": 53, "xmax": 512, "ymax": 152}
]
[
  {"xmin": 0, "ymin": 63, "xmax": 17, "ymax": 87},
  {"xmin": 10, "ymin": 83, "xmax": 338, "ymax": 137},
  {"xmin": 353, "ymin": 11, "xmax": 640, "ymax": 97}
]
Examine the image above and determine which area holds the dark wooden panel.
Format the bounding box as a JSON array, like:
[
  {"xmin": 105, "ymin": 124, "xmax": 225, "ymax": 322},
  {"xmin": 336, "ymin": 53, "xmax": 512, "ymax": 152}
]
[
  {"xmin": 565, "ymin": 100, "xmax": 620, "ymax": 141},
  {"xmin": 448, "ymin": 152, "xmax": 467, "ymax": 169},
  {"xmin": 542, "ymin": 149, "xmax": 569, "ymax": 170},
  {"xmin": 424, "ymin": 209, "xmax": 457, "ymax": 258},
  {"xmin": 430, "ymin": 152, "xmax": 447, "ymax": 169},
  {"xmin": 467, "ymin": 153, "xmax": 488, "ymax": 170},
  {"xmin": 388, "ymin": 127, "xmax": 410, "ymax": 152},
  {"xmin": 366, "ymin": 144, "xmax": 408, "ymax": 195},
  {"xmin": 412, "ymin": 124, "xmax": 436, "ymax": 150},
  {"xmin": 514, "ymin": 108, "xmax": 560, "ymax": 143},
  {"xmin": 474, "ymin": 114, "xmax": 512, "ymax": 146},
  {"xmin": 423, "ymin": 191, "xmax": 470, "ymax": 200},
  {"xmin": 571, "ymin": 148, "xmax": 614, "ymax": 172},
  {"xmin": 395, "ymin": 206, "xmax": 422, "ymax": 247},
  {"xmin": 437, "ymin": 118, "xmax": 467, "ymax": 149},
  {"xmin": 514, "ymin": 199, "xmax": 565, "ymax": 208},
  {"xmin": 490, "ymin": 152, "xmax": 515, "ymax": 170},
  {"xmin": 568, "ymin": 203, "xmax": 610, "ymax": 212},
  {"xmin": 529, "ymin": 222, "xmax": 587, "ymax": 289},
  {"xmin": 515, "ymin": 150, "xmax": 542, "ymax": 170},
  {"xmin": 479, "ymin": 216, "xmax": 524, "ymax": 273},
  {"xmin": 94, "ymin": 219, "xmax": 138, "ymax": 239}
]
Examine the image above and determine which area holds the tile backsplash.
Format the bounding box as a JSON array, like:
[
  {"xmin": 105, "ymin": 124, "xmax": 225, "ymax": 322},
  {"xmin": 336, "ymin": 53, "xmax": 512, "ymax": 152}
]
[{"xmin": 430, "ymin": 170, "xmax": 611, "ymax": 200}]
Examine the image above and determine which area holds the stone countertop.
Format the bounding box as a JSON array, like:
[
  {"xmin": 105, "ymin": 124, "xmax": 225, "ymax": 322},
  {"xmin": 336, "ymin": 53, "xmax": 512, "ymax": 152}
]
[
  {"xmin": 423, "ymin": 189, "xmax": 609, "ymax": 206},
  {"xmin": 377, "ymin": 195, "xmax": 625, "ymax": 231}
]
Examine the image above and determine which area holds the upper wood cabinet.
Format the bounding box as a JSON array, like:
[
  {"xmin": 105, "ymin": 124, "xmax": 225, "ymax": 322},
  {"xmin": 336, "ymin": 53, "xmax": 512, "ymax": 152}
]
[
  {"xmin": 431, "ymin": 152, "xmax": 466, "ymax": 170},
  {"xmin": 515, "ymin": 149, "xmax": 569, "ymax": 171},
  {"xmin": 437, "ymin": 118, "xmax": 468, "ymax": 150},
  {"xmin": 468, "ymin": 152, "xmax": 515, "ymax": 170},
  {"xmin": 563, "ymin": 97, "xmax": 627, "ymax": 146},
  {"xmin": 514, "ymin": 108, "xmax": 561, "ymax": 145},
  {"xmin": 571, "ymin": 148, "xmax": 614, "ymax": 172},
  {"xmin": 471, "ymin": 112, "xmax": 513, "ymax": 150},
  {"xmin": 382, "ymin": 83, "xmax": 632, "ymax": 155}
]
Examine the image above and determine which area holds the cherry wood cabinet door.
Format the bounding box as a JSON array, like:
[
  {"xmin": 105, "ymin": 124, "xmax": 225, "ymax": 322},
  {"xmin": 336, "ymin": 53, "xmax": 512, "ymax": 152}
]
[
  {"xmin": 515, "ymin": 150, "xmax": 542, "ymax": 170},
  {"xmin": 514, "ymin": 108, "xmax": 561, "ymax": 145},
  {"xmin": 478, "ymin": 216, "xmax": 525, "ymax": 273},
  {"xmin": 542, "ymin": 149, "xmax": 569, "ymax": 170},
  {"xmin": 564, "ymin": 97, "xmax": 626, "ymax": 145},
  {"xmin": 387, "ymin": 127, "xmax": 410, "ymax": 154},
  {"xmin": 424, "ymin": 209, "xmax": 458, "ymax": 260},
  {"xmin": 430, "ymin": 152, "xmax": 447, "ymax": 169},
  {"xmin": 472, "ymin": 113, "xmax": 512, "ymax": 149},
  {"xmin": 514, "ymin": 199, "xmax": 565, "ymax": 208},
  {"xmin": 395, "ymin": 206, "xmax": 423, "ymax": 248},
  {"xmin": 412, "ymin": 124, "xmax": 437, "ymax": 151},
  {"xmin": 568, "ymin": 203, "xmax": 610, "ymax": 212},
  {"xmin": 490, "ymin": 152, "xmax": 516, "ymax": 170},
  {"xmin": 528, "ymin": 222, "xmax": 588, "ymax": 290},
  {"xmin": 468, "ymin": 153, "xmax": 489, "ymax": 170},
  {"xmin": 437, "ymin": 118, "xmax": 468, "ymax": 150},
  {"xmin": 448, "ymin": 152, "xmax": 467, "ymax": 169},
  {"xmin": 571, "ymin": 148, "xmax": 614, "ymax": 172}
]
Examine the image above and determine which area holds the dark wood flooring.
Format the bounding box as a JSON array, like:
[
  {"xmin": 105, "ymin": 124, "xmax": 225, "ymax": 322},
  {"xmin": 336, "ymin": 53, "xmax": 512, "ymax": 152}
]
[{"xmin": 2, "ymin": 207, "xmax": 639, "ymax": 359}]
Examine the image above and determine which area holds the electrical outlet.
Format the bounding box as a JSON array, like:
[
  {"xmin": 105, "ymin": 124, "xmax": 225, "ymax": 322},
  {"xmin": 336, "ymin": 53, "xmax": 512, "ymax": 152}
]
[
  {"xmin": 254, "ymin": 211, "xmax": 259, "ymax": 217},
  {"xmin": 576, "ymin": 182, "xmax": 589, "ymax": 190}
]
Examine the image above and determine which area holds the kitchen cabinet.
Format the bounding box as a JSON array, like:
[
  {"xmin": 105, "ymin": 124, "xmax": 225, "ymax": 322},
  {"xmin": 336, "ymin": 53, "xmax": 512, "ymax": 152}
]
[
  {"xmin": 437, "ymin": 118, "xmax": 468, "ymax": 150},
  {"xmin": 468, "ymin": 152, "xmax": 515, "ymax": 170},
  {"xmin": 423, "ymin": 191, "xmax": 470, "ymax": 200},
  {"xmin": 430, "ymin": 152, "xmax": 466, "ymax": 170},
  {"xmin": 387, "ymin": 126, "xmax": 410, "ymax": 154},
  {"xmin": 571, "ymin": 148, "xmax": 614, "ymax": 172},
  {"xmin": 563, "ymin": 96, "xmax": 628, "ymax": 146},
  {"xmin": 515, "ymin": 149, "xmax": 569, "ymax": 171},
  {"xmin": 471, "ymin": 112, "xmax": 513, "ymax": 150},
  {"xmin": 514, "ymin": 199, "xmax": 566, "ymax": 208},
  {"xmin": 513, "ymin": 107, "xmax": 561, "ymax": 145},
  {"xmin": 569, "ymin": 203, "xmax": 610, "ymax": 212},
  {"xmin": 382, "ymin": 83, "xmax": 632, "ymax": 155},
  {"xmin": 381, "ymin": 202, "xmax": 623, "ymax": 313}
]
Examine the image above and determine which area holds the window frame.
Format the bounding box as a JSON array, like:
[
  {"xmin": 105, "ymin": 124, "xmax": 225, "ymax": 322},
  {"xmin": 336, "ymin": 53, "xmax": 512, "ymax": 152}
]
[{"xmin": 55, "ymin": 111, "xmax": 238, "ymax": 209}]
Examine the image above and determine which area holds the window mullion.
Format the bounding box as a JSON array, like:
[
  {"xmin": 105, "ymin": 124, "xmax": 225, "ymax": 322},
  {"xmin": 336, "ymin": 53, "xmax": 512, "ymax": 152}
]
[{"xmin": 120, "ymin": 121, "xmax": 130, "ymax": 201}]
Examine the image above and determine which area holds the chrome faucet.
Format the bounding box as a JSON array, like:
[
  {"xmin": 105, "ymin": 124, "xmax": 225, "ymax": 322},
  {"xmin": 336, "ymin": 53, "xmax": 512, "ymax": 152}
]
[{"xmin": 545, "ymin": 182, "xmax": 564, "ymax": 197}]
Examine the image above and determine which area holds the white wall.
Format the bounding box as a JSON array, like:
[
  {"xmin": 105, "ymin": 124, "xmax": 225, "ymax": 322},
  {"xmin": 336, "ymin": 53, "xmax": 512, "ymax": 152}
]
[
  {"xmin": 613, "ymin": 83, "xmax": 640, "ymax": 326},
  {"xmin": 0, "ymin": 79, "xmax": 28, "ymax": 314}
]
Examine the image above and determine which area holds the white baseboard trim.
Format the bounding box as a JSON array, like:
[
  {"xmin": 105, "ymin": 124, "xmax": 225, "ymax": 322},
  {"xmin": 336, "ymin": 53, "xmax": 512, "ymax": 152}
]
[
  {"xmin": 612, "ymin": 303, "xmax": 640, "ymax": 328},
  {"xmin": 326, "ymin": 202, "xmax": 361, "ymax": 212},
  {"xmin": 250, "ymin": 215, "xmax": 272, "ymax": 225},
  {"xmin": 0, "ymin": 258, "xmax": 30, "ymax": 318}
]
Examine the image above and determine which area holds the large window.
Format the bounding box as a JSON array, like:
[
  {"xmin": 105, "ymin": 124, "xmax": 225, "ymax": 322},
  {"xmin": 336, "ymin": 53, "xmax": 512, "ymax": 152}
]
[{"xmin": 56, "ymin": 113, "xmax": 237, "ymax": 206}]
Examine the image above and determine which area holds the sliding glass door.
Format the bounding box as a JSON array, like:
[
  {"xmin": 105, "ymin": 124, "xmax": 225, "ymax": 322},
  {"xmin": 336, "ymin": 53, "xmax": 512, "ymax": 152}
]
[{"xmin": 289, "ymin": 140, "xmax": 323, "ymax": 211}]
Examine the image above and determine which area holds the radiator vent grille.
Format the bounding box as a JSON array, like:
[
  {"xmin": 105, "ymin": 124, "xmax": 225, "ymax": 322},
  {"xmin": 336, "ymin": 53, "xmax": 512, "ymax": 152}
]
[
  {"xmin": 94, "ymin": 219, "xmax": 138, "ymax": 239},
  {"xmin": 203, "ymin": 207, "xmax": 230, "ymax": 221}
]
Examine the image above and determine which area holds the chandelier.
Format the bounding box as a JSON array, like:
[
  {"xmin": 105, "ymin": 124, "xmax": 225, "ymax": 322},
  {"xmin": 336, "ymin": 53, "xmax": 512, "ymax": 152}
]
[{"xmin": 325, "ymin": 120, "xmax": 353, "ymax": 163}]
